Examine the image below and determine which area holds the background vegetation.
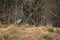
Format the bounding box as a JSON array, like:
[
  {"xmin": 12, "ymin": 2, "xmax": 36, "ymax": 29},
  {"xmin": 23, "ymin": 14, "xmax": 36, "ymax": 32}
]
[{"xmin": 0, "ymin": 0, "xmax": 60, "ymax": 27}]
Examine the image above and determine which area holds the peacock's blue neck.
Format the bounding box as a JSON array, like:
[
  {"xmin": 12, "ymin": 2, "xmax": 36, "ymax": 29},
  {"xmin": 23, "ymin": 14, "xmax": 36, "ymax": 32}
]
[{"xmin": 20, "ymin": 15, "xmax": 25, "ymax": 21}]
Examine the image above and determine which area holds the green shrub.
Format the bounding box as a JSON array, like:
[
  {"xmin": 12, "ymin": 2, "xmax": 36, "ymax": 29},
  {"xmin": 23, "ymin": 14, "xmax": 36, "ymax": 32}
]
[
  {"xmin": 56, "ymin": 29, "xmax": 60, "ymax": 34},
  {"xmin": 3, "ymin": 32, "xmax": 10, "ymax": 40},
  {"xmin": 43, "ymin": 34, "xmax": 52, "ymax": 40},
  {"xmin": 3, "ymin": 27, "xmax": 19, "ymax": 40},
  {"xmin": 3, "ymin": 33, "xmax": 19, "ymax": 40},
  {"xmin": 47, "ymin": 27, "xmax": 54, "ymax": 32}
]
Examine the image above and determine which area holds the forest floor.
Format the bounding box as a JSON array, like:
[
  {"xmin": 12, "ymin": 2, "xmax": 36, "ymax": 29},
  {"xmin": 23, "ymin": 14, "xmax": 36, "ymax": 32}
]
[{"xmin": 0, "ymin": 24, "xmax": 60, "ymax": 40}]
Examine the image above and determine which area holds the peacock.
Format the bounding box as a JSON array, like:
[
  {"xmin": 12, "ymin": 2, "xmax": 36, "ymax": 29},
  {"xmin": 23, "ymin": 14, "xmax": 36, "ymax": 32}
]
[{"xmin": 15, "ymin": 15, "xmax": 25, "ymax": 26}]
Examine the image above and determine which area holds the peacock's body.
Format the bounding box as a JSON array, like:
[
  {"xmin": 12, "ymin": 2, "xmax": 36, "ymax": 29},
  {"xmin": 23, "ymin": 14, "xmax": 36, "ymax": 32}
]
[{"xmin": 15, "ymin": 15, "xmax": 25, "ymax": 25}]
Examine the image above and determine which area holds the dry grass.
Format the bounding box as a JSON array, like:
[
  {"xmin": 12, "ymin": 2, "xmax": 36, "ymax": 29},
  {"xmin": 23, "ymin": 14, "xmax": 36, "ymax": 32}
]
[{"xmin": 0, "ymin": 24, "xmax": 60, "ymax": 40}]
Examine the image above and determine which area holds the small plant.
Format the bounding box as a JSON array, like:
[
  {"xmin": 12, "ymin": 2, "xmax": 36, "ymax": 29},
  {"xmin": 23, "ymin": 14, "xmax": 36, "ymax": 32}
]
[
  {"xmin": 3, "ymin": 32, "xmax": 10, "ymax": 40},
  {"xmin": 3, "ymin": 33, "xmax": 19, "ymax": 40},
  {"xmin": 29, "ymin": 37, "xmax": 36, "ymax": 40},
  {"xmin": 3, "ymin": 26, "xmax": 19, "ymax": 40},
  {"xmin": 11, "ymin": 35, "xmax": 19, "ymax": 40},
  {"xmin": 56, "ymin": 29, "xmax": 60, "ymax": 34},
  {"xmin": 0, "ymin": 24, "xmax": 7, "ymax": 28},
  {"xmin": 43, "ymin": 34, "xmax": 52, "ymax": 40},
  {"xmin": 47, "ymin": 27, "xmax": 54, "ymax": 32}
]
